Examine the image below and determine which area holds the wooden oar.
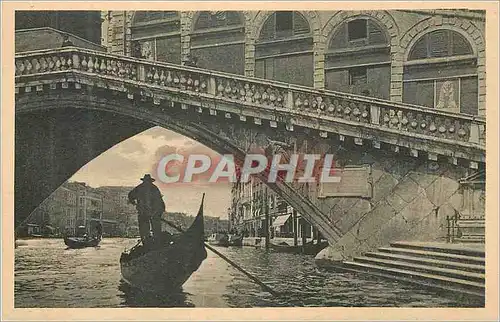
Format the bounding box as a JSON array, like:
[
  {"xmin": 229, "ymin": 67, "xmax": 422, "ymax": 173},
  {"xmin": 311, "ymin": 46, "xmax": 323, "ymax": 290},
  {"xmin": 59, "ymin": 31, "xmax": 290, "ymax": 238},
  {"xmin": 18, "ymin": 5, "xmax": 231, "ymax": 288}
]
[{"xmin": 160, "ymin": 218, "xmax": 279, "ymax": 296}]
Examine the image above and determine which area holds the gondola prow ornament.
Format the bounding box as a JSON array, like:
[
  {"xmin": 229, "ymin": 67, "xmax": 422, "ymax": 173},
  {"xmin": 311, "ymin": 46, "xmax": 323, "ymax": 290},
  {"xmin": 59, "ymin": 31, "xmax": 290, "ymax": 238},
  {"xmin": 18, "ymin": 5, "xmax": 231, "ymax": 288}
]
[{"xmin": 128, "ymin": 174, "xmax": 166, "ymax": 245}]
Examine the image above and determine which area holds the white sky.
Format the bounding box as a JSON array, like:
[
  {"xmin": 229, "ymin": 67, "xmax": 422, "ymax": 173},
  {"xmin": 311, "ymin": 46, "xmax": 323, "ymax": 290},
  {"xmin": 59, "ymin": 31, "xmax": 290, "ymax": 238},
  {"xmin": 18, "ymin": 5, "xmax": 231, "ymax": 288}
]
[{"xmin": 70, "ymin": 126, "xmax": 231, "ymax": 219}]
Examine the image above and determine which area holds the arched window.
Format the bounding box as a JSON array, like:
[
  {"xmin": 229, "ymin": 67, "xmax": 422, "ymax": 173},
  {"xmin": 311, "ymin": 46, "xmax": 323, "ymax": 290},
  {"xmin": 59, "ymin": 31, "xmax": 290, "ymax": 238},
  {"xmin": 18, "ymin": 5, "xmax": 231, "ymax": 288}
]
[
  {"xmin": 132, "ymin": 11, "xmax": 178, "ymax": 24},
  {"xmin": 259, "ymin": 11, "xmax": 310, "ymax": 40},
  {"xmin": 190, "ymin": 11, "xmax": 245, "ymax": 74},
  {"xmin": 130, "ymin": 11, "xmax": 181, "ymax": 64},
  {"xmin": 403, "ymin": 29, "xmax": 477, "ymax": 115},
  {"xmin": 255, "ymin": 12, "xmax": 313, "ymax": 86},
  {"xmin": 408, "ymin": 30, "xmax": 473, "ymax": 60},
  {"xmin": 194, "ymin": 11, "xmax": 242, "ymax": 30},
  {"xmin": 325, "ymin": 18, "xmax": 391, "ymax": 99}
]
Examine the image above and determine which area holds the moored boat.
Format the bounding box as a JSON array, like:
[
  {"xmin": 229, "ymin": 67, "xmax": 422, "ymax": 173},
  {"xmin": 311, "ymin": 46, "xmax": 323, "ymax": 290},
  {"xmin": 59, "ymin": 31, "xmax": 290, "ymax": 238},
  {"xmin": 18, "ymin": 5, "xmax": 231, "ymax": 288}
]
[
  {"xmin": 64, "ymin": 222, "xmax": 103, "ymax": 249},
  {"xmin": 207, "ymin": 232, "xmax": 229, "ymax": 247},
  {"xmin": 64, "ymin": 235, "xmax": 101, "ymax": 249},
  {"xmin": 270, "ymin": 240, "xmax": 329, "ymax": 255},
  {"xmin": 227, "ymin": 234, "xmax": 243, "ymax": 247},
  {"xmin": 120, "ymin": 196, "xmax": 207, "ymax": 293}
]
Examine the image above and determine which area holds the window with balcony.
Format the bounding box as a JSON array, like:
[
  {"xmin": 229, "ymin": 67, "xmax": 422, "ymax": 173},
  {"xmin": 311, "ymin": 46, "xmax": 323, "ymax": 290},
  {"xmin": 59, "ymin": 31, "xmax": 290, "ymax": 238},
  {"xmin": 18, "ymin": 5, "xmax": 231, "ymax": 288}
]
[
  {"xmin": 325, "ymin": 18, "xmax": 390, "ymax": 99},
  {"xmin": 130, "ymin": 11, "xmax": 181, "ymax": 64},
  {"xmin": 255, "ymin": 11, "xmax": 313, "ymax": 86},
  {"xmin": 190, "ymin": 11, "xmax": 245, "ymax": 74},
  {"xmin": 403, "ymin": 29, "xmax": 477, "ymax": 115}
]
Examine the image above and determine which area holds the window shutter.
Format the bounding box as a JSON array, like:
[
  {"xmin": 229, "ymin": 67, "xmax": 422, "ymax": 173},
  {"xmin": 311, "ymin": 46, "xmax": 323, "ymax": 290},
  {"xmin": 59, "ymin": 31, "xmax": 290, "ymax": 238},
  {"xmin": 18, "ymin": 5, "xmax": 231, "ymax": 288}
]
[
  {"xmin": 408, "ymin": 36, "xmax": 428, "ymax": 60},
  {"xmin": 367, "ymin": 20, "xmax": 386, "ymax": 44},
  {"xmin": 460, "ymin": 77, "xmax": 478, "ymax": 115},
  {"xmin": 451, "ymin": 32, "xmax": 473, "ymax": 56},
  {"xmin": 329, "ymin": 25, "xmax": 348, "ymax": 49},
  {"xmin": 429, "ymin": 30, "xmax": 450, "ymax": 58},
  {"xmin": 194, "ymin": 12, "xmax": 212, "ymax": 30},
  {"xmin": 259, "ymin": 14, "xmax": 275, "ymax": 40},
  {"xmin": 403, "ymin": 81, "xmax": 434, "ymax": 108},
  {"xmin": 225, "ymin": 11, "xmax": 243, "ymax": 26},
  {"xmin": 293, "ymin": 12, "xmax": 310, "ymax": 35}
]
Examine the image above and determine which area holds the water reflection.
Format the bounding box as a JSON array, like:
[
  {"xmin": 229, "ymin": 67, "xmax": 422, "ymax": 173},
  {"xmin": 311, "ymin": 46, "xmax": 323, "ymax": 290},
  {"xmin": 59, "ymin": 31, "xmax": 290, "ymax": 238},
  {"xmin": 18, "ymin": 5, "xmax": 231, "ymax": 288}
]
[
  {"xmin": 15, "ymin": 238, "xmax": 483, "ymax": 308},
  {"xmin": 118, "ymin": 280, "xmax": 194, "ymax": 307}
]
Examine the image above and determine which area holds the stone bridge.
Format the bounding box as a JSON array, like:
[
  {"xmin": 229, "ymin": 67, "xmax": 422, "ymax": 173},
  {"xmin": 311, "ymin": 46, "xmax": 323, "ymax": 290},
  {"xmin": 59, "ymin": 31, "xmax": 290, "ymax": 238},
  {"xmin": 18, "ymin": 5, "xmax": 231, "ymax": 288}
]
[{"xmin": 15, "ymin": 47, "xmax": 485, "ymax": 256}]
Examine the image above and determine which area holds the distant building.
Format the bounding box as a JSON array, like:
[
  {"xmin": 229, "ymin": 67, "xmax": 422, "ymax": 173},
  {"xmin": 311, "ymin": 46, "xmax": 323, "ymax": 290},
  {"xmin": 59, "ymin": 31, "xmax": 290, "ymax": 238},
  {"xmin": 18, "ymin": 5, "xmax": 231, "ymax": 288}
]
[
  {"xmin": 229, "ymin": 177, "xmax": 317, "ymax": 241},
  {"xmin": 25, "ymin": 182, "xmax": 78, "ymax": 237},
  {"xmin": 15, "ymin": 11, "xmax": 101, "ymax": 45},
  {"xmin": 94, "ymin": 186, "xmax": 138, "ymax": 237}
]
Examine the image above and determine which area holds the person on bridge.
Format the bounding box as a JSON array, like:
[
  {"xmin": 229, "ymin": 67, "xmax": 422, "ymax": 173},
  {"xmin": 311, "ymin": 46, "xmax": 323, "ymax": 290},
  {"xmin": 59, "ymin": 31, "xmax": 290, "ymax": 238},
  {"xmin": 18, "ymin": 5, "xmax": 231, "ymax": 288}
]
[{"xmin": 128, "ymin": 174, "xmax": 165, "ymax": 245}]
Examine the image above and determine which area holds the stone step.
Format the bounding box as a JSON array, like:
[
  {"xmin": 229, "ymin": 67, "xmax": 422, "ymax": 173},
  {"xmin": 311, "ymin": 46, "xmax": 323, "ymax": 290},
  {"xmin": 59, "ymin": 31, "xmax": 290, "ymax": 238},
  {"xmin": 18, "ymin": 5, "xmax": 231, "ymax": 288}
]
[
  {"xmin": 389, "ymin": 241, "xmax": 485, "ymax": 257},
  {"xmin": 342, "ymin": 261, "xmax": 485, "ymax": 297},
  {"xmin": 454, "ymin": 237, "xmax": 485, "ymax": 243},
  {"xmin": 353, "ymin": 256, "xmax": 484, "ymax": 283},
  {"xmin": 456, "ymin": 220, "xmax": 485, "ymax": 227},
  {"xmin": 332, "ymin": 261, "xmax": 484, "ymax": 299},
  {"xmin": 364, "ymin": 252, "xmax": 485, "ymax": 273},
  {"xmin": 378, "ymin": 247, "xmax": 485, "ymax": 265}
]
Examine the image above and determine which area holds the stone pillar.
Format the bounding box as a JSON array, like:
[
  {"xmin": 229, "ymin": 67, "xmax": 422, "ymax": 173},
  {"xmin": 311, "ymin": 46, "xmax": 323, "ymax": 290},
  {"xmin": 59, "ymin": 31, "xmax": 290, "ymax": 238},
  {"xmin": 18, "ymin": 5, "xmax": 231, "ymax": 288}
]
[
  {"xmin": 244, "ymin": 13, "xmax": 256, "ymax": 77},
  {"xmin": 390, "ymin": 50, "xmax": 404, "ymax": 103},
  {"xmin": 109, "ymin": 11, "xmax": 126, "ymax": 55},
  {"xmin": 313, "ymin": 34, "xmax": 326, "ymax": 89},
  {"xmin": 180, "ymin": 12, "xmax": 192, "ymax": 65}
]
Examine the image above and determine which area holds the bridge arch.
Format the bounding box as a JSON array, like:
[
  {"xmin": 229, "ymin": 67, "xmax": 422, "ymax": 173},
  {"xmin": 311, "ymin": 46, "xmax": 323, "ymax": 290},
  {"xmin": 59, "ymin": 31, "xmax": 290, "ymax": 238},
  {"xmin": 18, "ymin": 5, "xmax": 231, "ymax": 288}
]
[{"xmin": 16, "ymin": 88, "xmax": 343, "ymax": 244}]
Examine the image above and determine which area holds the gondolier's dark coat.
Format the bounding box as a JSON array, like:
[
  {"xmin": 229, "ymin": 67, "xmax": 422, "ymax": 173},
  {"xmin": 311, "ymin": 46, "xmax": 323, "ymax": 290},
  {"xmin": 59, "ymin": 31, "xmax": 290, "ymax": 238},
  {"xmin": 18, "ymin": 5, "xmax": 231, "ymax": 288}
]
[{"xmin": 128, "ymin": 182, "xmax": 165, "ymax": 217}]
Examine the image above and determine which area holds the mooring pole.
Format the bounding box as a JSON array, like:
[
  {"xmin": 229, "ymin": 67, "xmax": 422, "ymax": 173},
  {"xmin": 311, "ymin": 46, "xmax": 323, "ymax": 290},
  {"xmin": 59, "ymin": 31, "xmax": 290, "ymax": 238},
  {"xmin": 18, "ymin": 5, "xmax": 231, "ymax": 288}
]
[
  {"xmin": 301, "ymin": 218, "xmax": 307, "ymax": 252},
  {"xmin": 293, "ymin": 209, "xmax": 298, "ymax": 247},
  {"xmin": 264, "ymin": 187, "xmax": 270, "ymax": 250}
]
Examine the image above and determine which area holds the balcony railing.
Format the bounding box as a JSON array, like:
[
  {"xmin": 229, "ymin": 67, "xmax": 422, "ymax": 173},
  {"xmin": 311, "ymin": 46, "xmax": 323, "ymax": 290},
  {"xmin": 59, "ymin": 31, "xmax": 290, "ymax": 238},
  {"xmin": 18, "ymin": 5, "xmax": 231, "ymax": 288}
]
[{"xmin": 15, "ymin": 47, "xmax": 486, "ymax": 153}]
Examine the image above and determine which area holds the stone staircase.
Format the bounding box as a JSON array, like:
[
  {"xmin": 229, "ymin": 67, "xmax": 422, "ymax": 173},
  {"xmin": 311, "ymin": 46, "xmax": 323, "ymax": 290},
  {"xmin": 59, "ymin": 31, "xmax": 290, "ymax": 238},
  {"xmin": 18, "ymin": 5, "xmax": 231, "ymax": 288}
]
[
  {"xmin": 454, "ymin": 219, "xmax": 485, "ymax": 243},
  {"xmin": 341, "ymin": 241, "xmax": 485, "ymax": 298}
]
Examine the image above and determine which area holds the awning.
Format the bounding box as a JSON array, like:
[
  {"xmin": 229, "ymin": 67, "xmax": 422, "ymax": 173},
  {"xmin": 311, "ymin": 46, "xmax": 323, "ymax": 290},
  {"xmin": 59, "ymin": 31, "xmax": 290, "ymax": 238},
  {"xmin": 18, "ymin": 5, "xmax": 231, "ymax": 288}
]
[{"xmin": 272, "ymin": 214, "xmax": 291, "ymax": 227}]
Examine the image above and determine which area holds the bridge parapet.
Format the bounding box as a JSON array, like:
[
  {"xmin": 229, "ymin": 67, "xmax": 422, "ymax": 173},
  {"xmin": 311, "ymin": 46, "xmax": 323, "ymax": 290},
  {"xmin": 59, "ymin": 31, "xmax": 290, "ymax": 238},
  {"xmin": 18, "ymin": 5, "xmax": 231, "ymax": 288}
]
[{"xmin": 15, "ymin": 47, "xmax": 485, "ymax": 164}]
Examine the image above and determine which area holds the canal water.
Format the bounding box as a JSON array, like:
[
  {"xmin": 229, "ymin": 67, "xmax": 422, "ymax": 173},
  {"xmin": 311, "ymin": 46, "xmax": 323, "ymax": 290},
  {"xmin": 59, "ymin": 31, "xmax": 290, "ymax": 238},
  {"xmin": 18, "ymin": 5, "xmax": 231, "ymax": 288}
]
[{"xmin": 15, "ymin": 238, "xmax": 481, "ymax": 308}]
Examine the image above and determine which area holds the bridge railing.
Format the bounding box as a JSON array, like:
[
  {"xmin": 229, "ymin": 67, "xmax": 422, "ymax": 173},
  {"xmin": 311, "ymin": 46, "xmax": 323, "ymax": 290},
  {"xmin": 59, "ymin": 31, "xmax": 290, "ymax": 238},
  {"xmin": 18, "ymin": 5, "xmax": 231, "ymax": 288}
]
[{"xmin": 15, "ymin": 47, "xmax": 485, "ymax": 148}]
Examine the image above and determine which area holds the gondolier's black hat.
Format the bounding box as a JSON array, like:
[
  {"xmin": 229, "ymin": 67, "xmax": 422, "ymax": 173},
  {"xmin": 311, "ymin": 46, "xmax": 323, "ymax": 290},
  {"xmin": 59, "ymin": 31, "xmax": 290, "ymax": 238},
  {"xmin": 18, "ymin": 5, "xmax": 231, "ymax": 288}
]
[{"xmin": 140, "ymin": 174, "xmax": 155, "ymax": 182}]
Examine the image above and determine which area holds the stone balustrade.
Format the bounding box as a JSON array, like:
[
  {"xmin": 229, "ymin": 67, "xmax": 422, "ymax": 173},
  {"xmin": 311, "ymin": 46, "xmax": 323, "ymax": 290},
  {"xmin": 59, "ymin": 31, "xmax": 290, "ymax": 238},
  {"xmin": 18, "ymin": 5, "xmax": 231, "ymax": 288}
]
[{"xmin": 15, "ymin": 47, "xmax": 486, "ymax": 153}]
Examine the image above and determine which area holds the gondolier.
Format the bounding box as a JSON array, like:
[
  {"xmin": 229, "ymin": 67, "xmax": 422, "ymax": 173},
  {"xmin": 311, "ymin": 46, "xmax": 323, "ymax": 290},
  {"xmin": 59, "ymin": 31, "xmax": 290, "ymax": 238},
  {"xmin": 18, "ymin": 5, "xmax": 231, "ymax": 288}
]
[{"xmin": 128, "ymin": 174, "xmax": 165, "ymax": 245}]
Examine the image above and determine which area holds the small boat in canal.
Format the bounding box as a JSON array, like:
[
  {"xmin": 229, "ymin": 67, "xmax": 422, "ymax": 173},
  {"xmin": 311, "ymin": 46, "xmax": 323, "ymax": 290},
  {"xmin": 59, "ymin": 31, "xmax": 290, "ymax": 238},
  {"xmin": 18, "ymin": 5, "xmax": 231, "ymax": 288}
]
[
  {"xmin": 227, "ymin": 234, "xmax": 243, "ymax": 247},
  {"xmin": 119, "ymin": 196, "xmax": 207, "ymax": 293},
  {"xmin": 269, "ymin": 240, "xmax": 329, "ymax": 255},
  {"xmin": 207, "ymin": 232, "xmax": 230, "ymax": 247},
  {"xmin": 64, "ymin": 223, "xmax": 103, "ymax": 249},
  {"xmin": 64, "ymin": 235, "xmax": 102, "ymax": 249}
]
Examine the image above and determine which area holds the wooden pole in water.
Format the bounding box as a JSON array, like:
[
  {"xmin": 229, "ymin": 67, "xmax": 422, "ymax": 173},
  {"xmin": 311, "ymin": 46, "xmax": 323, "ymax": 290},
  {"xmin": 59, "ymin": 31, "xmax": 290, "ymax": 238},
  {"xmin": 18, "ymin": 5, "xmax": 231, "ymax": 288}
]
[
  {"xmin": 264, "ymin": 187, "xmax": 270, "ymax": 250},
  {"xmin": 292, "ymin": 209, "xmax": 298, "ymax": 247},
  {"xmin": 301, "ymin": 217, "xmax": 307, "ymax": 252},
  {"xmin": 160, "ymin": 217, "xmax": 279, "ymax": 297}
]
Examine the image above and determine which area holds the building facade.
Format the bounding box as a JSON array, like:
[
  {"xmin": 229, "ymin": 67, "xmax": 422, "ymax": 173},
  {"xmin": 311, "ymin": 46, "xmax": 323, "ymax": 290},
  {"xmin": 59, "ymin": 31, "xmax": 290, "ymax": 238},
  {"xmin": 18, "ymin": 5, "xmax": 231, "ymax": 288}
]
[
  {"xmin": 15, "ymin": 10, "xmax": 102, "ymax": 45},
  {"xmin": 103, "ymin": 10, "xmax": 485, "ymax": 116},
  {"xmin": 230, "ymin": 177, "xmax": 317, "ymax": 242},
  {"xmin": 103, "ymin": 10, "xmax": 486, "ymax": 243},
  {"xmin": 95, "ymin": 186, "xmax": 138, "ymax": 237},
  {"xmin": 26, "ymin": 182, "xmax": 78, "ymax": 236}
]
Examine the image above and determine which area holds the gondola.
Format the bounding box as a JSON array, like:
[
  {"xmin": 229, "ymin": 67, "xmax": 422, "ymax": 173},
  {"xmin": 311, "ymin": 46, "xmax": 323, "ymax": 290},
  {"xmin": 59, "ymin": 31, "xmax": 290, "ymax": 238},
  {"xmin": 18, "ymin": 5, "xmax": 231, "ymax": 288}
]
[
  {"xmin": 227, "ymin": 234, "xmax": 243, "ymax": 247},
  {"xmin": 64, "ymin": 235, "xmax": 101, "ymax": 249},
  {"xmin": 269, "ymin": 240, "xmax": 329, "ymax": 255},
  {"xmin": 64, "ymin": 222, "xmax": 103, "ymax": 249},
  {"xmin": 207, "ymin": 232, "xmax": 229, "ymax": 247},
  {"xmin": 119, "ymin": 196, "xmax": 207, "ymax": 293}
]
